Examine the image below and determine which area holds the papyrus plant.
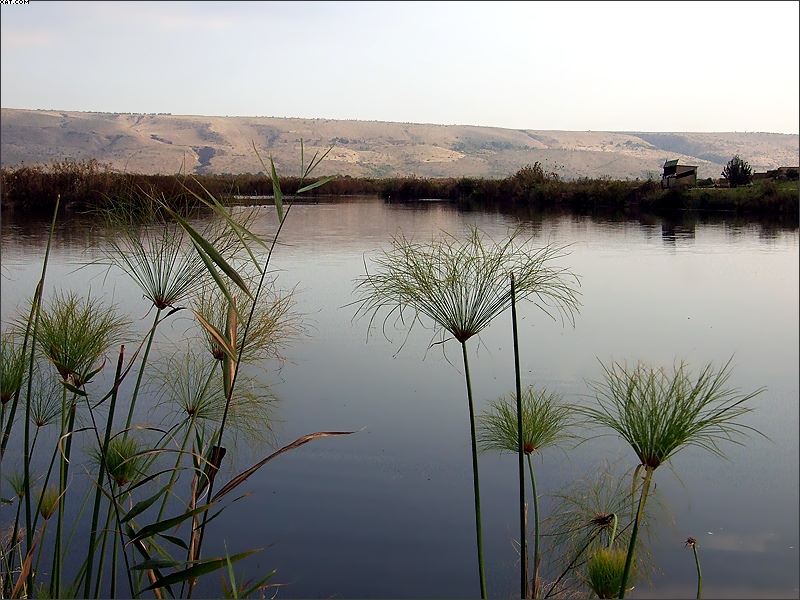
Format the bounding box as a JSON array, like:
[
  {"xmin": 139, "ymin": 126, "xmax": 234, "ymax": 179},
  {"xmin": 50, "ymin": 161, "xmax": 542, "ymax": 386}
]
[
  {"xmin": 352, "ymin": 226, "xmax": 580, "ymax": 598},
  {"xmin": 579, "ymin": 357, "xmax": 765, "ymax": 598},
  {"xmin": 478, "ymin": 386, "xmax": 573, "ymax": 597}
]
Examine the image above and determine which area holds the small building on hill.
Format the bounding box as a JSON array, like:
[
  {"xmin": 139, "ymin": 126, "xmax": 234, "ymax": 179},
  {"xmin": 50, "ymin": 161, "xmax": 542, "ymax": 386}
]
[
  {"xmin": 750, "ymin": 166, "xmax": 798, "ymax": 182},
  {"xmin": 768, "ymin": 166, "xmax": 799, "ymax": 180},
  {"xmin": 661, "ymin": 159, "xmax": 698, "ymax": 189}
]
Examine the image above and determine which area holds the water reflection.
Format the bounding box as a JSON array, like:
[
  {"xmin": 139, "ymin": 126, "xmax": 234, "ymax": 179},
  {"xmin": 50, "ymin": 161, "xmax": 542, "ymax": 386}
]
[{"xmin": 1, "ymin": 197, "xmax": 798, "ymax": 599}]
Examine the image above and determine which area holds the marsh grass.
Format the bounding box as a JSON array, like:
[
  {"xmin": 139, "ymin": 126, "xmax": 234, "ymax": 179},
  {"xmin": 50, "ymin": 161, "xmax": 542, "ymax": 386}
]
[
  {"xmin": 0, "ymin": 144, "xmax": 354, "ymax": 599},
  {"xmin": 0, "ymin": 334, "xmax": 28, "ymax": 467},
  {"xmin": 1, "ymin": 146, "xmax": 771, "ymax": 599},
  {"xmin": 542, "ymin": 461, "xmax": 656, "ymax": 599},
  {"xmin": 586, "ymin": 547, "xmax": 630, "ymax": 599},
  {"xmin": 32, "ymin": 291, "xmax": 129, "ymax": 389},
  {"xmin": 192, "ymin": 276, "xmax": 304, "ymax": 367},
  {"xmin": 96, "ymin": 436, "xmax": 145, "ymax": 488},
  {"xmin": 352, "ymin": 225, "xmax": 580, "ymax": 598},
  {"xmin": 579, "ymin": 358, "xmax": 766, "ymax": 598},
  {"xmin": 26, "ymin": 290, "xmax": 129, "ymax": 597},
  {"xmin": 1, "ymin": 335, "xmax": 26, "ymax": 407}
]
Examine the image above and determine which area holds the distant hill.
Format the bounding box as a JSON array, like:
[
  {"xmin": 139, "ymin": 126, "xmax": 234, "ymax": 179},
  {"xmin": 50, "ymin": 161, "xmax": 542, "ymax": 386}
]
[{"xmin": 1, "ymin": 108, "xmax": 797, "ymax": 181}]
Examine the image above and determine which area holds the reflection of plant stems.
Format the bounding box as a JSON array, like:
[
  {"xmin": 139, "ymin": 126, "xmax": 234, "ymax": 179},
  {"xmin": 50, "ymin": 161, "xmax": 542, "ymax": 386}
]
[
  {"xmin": 511, "ymin": 273, "xmax": 528, "ymax": 599},
  {"xmin": 462, "ymin": 341, "xmax": 487, "ymax": 599}
]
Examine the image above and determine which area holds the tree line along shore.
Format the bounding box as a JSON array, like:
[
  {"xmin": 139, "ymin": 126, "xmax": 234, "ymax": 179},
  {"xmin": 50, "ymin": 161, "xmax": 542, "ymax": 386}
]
[{"xmin": 1, "ymin": 159, "xmax": 797, "ymax": 220}]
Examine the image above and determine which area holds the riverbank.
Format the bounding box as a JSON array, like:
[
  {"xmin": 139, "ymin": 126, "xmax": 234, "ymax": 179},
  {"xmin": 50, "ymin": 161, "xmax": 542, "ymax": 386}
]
[{"xmin": 1, "ymin": 160, "xmax": 797, "ymax": 221}]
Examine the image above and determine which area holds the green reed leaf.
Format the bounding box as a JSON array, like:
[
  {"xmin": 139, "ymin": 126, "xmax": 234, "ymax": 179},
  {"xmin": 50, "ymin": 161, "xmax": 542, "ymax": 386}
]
[
  {"xmin": 157, "ymin": 533, "xmax": 189, "ymax": 551},
  {"xmin": 121, "ymin": 483, "xmax": 173, "ymax": 524},
  {"xmin": 143, "ymin": 549, "xmax": 262, "ymax": 592},
  {"xmin": 297, "ymin": 176, "xmax": 335, "ymax": 194},
  {"xmin": 164, "ymin": 204, "xmax": 252, "ymax": 298},
  {"xmin": 128, "ymin": 504, "xmax": 215, "ymax": 545},
  {"xmin": 270, "ymin": 156, "xmax": 284, "ymax": 223},
  {"xmin": 131, "ymin": 559, "xmax": 184, "ymax": 571},
  {"xmin": 212, "ymin": 431, "xmax": 356, "ymax": 502},
  {"xmin": 192, "ymin": 310, "xmax": 236, "ymax": 363}
]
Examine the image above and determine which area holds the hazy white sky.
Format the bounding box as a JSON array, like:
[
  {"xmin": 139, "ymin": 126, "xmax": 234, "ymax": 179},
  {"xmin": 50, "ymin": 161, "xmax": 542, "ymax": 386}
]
[{"xmin": 1, "ymin": 1, "xmax": 798, "ymax": 134}]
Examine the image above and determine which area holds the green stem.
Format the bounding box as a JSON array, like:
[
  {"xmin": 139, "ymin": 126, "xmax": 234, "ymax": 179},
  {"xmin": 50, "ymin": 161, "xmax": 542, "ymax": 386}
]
[
  {"xmin": 510, "ymin": 274, "xmax": 528, "ymax": 599},
  {"xmin": 2, "ymin": 336, "xmax": 33, "ymax": 464},
  {"xmin": 124, "ymin": 308, "xmax": 163, "ymax": 433},
  {"xmin": 52, "ymin": 392, "xmax": 77, "ymax": 598},
  {"xmin": 692, "ymin": 544, "xmax": 702, "ymax": 599},
  {"xmin": 92, "ymin": 498, "xmax": 116, "ymax": 598},
  {"xmin": 619, "ymin": 466, "xmax": 655, "ymax": 598},
  {"xmin": 156, "ymin": 362, "xmax": 218, "ymax": 523},
  {"xmin": 23, "ymin": 195, "xmax": 59, "ymax": 594},
  {"xmin": 84, "ymin": 344, "xmax": 127, "ymax": 598},
  {"xmin": 4, "ymin": 497, "xmax": 23, "ymax": 597},
  {"xmin": 462, "ymin": 340, "xmax": 487, "ymax": 599},
  {"xmin": 544, "ymin": 527, "xmax": 603, "ymax": 599},
  {"xmin": 608, "ymin": 513, "xmax": 618, "ymax": 548},
  {"xmin": 189, "ymin": 199, "xmax": 296, "ymax": 599},
  {"xmin": 527, "ymin": 454, "xmax": 540, "ymax": 599}
]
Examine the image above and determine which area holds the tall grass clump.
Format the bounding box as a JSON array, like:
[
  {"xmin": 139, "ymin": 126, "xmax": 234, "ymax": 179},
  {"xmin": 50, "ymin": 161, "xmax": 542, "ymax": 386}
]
[
  {"xmin": 543, "ymin": 462, "xmax": 655, "ymax": 598},
  {"xmin": 352, "ymin": 226, "xmax": 580, "ymax": 598},
  {"xmin": 578, "ymin": 357, "xmax": 765, "ymax": 598},
  {"xmin": 1, "ymin": 333, "xmax": 28, "ymax": 458},
  {"xmin": 0, "ymin": 143, "xmax": 359, "ymax": 598},
  {"xmin": 28, "ymin": 291, "xmax": 129, "ymax": 597}
]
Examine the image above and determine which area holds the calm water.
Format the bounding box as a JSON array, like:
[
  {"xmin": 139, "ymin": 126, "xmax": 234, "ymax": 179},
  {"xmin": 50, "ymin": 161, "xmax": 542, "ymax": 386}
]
[{"xmin": 1, "ymin": 197, "xmax": 798, "ymax": 599}]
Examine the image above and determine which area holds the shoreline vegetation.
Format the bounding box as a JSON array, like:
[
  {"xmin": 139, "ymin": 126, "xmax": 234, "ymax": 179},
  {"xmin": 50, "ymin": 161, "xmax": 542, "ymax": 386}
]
[{"xmin": 1, "ymin": 159, "xmax": 798, "ymax": 224}]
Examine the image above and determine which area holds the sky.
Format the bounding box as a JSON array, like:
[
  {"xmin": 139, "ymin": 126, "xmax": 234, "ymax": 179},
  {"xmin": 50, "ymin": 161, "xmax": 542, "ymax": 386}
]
[{"xmin": 1, "ymin": 1, "xmax": 798, "ymax": 134}]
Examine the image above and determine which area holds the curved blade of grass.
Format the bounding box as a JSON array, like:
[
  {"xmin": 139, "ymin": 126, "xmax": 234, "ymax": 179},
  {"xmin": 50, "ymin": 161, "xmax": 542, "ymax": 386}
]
[
  {"xmin": 192, "ymin": 310, "xmax": 236, "ymax": 363},
  {"xmin": 192, "ymin": 238, "xmax": 248, "ymax": 320},
  {"xmin": 269, "ymin": 157, "xmax": 284, "ymax": 223},
  {"xmin": 132, "ymin": 559, "xmax": 185, "ymax": 571},
  {"xmin": 186, "ymin": 186, "xmax": 266, "ymax": 277},
  {"xmin": 62, "ymin": 381, "xmax": 88, "ymax": 397},
  {"xmin": 182, "ymin": 177, "xmax": 270, "ymax": 255},
  {"xmin": 121, "ymin": 483, "xmax": 174, "ymax": 524},
  {"xmin": 238, "ymin": 570, "xmax": 276, "ymax": 599},
  {"xmin": 125, "ymin": 523, "xmax": 176, "ymax": 599},
  {"xmin": 196, "ymin": 445, "xmax": 227, "ymax": 499},
  {"xmin": 296, "ymin": 176, "xmax": 335, "ymax": 194},
  {"xmin": 11, "ymin": 524, "xmax": 41, "ymax": 599},
  {"xmin": 143, "ymin": 549, "xmax": 262, "ymax": 592},
  {"xmin": 212, "ymin": 431, "xmax": 356, "ymax": 502},
  {"xmin": 127, "ymin": 504, "xmax": 216, "ymax": 545},
  {"xmin": 301, "ymin": 143, "xmax": 335, "ymax": 179},
  {"xmin": 224, "ymin": 300, "xmax": 237, "ymax": 398},
  {"xmin": 157, "ymin": 534, "xmax": 189, "ymax": 551},
  {"xmin": 163, "ymin": 204, "xmax": 252, "ymax": 298}
]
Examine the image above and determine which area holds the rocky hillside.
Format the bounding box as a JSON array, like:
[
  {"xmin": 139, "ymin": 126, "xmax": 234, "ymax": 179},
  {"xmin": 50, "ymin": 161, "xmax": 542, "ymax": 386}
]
[{"xmin": 1, "ymin": 108, "xmax": 797, "ymax": 181}]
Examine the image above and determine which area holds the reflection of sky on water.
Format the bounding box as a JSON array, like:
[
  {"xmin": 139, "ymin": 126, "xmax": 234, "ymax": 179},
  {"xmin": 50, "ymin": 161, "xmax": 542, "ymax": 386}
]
[{"xmin": 1, "ymin": 198, "xmax": 798, "ymax": 599}]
